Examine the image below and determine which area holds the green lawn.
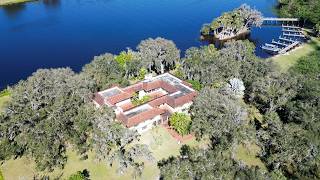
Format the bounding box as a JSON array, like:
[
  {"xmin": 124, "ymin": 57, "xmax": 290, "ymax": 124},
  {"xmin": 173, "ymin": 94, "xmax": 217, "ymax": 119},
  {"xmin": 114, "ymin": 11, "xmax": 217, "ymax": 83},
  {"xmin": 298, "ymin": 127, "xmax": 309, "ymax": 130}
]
[
  {"xmin": 234, "ymin": 143, "xmax": 266, "ymax": 170},
  {"xmin": 270, "ymin": 37, "xmax": 320, "ymax": 72},
  {"xmin": 1, "ymin": 126, "xmax": 207, "ymax": 180},
  {"xmin": 0, "ymin": 169, "xmax": 3, "ymax": 180}
]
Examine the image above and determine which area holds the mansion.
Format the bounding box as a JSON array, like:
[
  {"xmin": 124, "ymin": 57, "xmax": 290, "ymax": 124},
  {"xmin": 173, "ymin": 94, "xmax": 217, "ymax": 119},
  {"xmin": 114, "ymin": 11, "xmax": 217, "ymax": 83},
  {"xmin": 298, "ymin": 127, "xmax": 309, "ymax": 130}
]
[{"xmin": 93, "ymin": 73, "xmax": 197, "ymax": 133}]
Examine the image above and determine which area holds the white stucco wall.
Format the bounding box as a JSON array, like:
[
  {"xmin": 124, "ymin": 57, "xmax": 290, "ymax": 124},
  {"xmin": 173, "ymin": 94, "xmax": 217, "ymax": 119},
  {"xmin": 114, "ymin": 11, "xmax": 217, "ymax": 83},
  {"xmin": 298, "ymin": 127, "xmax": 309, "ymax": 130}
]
[
  {"xmin": 174, "ymin": 102, "xmax": 193, "ymax": 114},
  {"xmin": 130, "ymin": 115, "xmax": 161, "ymax": 134}
]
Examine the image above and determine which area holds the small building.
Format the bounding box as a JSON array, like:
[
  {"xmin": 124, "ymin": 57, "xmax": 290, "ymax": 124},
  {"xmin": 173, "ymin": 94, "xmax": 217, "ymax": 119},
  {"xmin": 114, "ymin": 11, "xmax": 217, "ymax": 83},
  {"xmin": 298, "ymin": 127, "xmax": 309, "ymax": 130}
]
[{"xmin": 93, "ymin": 73, "xmax": 197, "ymax": 133}]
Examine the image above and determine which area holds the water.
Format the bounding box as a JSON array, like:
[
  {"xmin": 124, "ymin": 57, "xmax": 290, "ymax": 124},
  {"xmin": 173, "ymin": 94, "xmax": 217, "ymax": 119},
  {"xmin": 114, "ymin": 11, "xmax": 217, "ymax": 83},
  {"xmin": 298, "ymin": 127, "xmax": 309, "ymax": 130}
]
[{"xmin": 0, "ymin": 0, "xmax": 280, "ymax": 89}]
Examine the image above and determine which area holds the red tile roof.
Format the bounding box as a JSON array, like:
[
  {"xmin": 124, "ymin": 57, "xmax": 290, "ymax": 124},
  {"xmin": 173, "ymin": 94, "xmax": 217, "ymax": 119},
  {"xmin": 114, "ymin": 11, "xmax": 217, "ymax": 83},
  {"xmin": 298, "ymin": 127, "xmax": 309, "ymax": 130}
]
[
  {"xmin": 107, "ymin": 92, "xmax": 132, "ymax": 105},
  {"xmin": 118, "ymin": 108, "xmax": 165, "ymax": 128},
  {"xmin": 148, "ymin": 96, "xmax": 168, "ymax": 107},
  {"xmin": 93, "ymin": 93, "xmax": 105, "ymax": 106},
  {"xmin": 94, "ymin": 73, "xmax": 198, "ymax": 129},
  {"xmin": 122, "ymin": 83, "xmax": 143, "ymax": 94},
  {"xmin": 120, "ymin": 102, "xmax": 135, "ymax": 111},
  {"xmin": 173, "ymin": 91, "xmax": 197, "ymax": 107}
]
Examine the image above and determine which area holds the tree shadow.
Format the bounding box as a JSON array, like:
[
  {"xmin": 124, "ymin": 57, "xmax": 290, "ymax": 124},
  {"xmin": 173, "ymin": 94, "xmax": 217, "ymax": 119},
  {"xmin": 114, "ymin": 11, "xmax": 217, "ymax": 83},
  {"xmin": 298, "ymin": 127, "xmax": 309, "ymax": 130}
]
[
  {"xmin": 43, "ymin": 0, "xmax": 61, "ymax": 9},
  {"xmin": 1, "ymin": 3, "xmax": 26, "ymax": 18}
]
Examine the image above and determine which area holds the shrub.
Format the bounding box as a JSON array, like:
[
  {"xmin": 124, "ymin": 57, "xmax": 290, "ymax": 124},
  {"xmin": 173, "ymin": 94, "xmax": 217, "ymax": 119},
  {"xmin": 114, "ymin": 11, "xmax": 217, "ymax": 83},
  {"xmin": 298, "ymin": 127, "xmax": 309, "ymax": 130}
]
[
  {"xmin": 169, "ymin": 113, "xmax": 192, "ymax": 136},
  {"xmin": 132, "ymin": 94, "xmax": 151, "ymax": 106},
  {"xmin": 68, "ymin": 169, "xmax": 89, "ymax": 180},
  {"xmin": 187, "ymin": 80, "xmax": 202, "ymax": 91}
]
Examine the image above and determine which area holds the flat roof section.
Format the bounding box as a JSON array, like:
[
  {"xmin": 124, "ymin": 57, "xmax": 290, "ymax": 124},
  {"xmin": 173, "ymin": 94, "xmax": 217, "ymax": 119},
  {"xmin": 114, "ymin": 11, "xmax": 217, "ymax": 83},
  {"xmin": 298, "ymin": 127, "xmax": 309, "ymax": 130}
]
[
  {"xmin": 124, "ymin": 104, "xmax": 152, "ymax": 118},
  {"xmin": 99, "ymin": 88, "xmax": 122, "ymax": 98}
]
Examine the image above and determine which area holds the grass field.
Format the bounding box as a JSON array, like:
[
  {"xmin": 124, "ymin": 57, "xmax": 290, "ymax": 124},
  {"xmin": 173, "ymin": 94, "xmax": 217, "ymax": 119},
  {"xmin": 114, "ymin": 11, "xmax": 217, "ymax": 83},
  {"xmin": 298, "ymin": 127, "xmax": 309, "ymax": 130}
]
[
  {"xmin": 0, "ymin": 126, "xmax": 207, "ymax": 180},
  {"xmin": 270, "ymin": 37, "xmax": 320, "ymax": 72},
  {"xmin": 234, "ymin": 143, "xmax": 266, "ymax": 170}
]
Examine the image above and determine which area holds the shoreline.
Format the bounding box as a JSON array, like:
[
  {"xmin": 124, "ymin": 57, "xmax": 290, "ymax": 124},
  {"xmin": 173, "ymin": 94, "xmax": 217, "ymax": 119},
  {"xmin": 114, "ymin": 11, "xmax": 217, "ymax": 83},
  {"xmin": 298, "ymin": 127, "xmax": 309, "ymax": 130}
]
[
  {"xmin": 0, "ymin": 0, "xmax": 34, "ymax": 6},
  {"xmin": 200, "ymin": 30, "xmax": 251, "ymax": 48},
  {"xmin": 214, "ymin": 29, "xmax": 250, "ymax": 41}
]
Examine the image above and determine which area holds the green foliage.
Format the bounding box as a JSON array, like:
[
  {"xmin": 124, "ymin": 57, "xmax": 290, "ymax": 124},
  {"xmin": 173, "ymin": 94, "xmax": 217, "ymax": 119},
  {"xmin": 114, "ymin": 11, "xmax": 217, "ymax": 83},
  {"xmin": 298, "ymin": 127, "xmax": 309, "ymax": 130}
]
[
  {"xmin": 252, "ymin": 51, "xmax": 320, "ymax": 179},
  {"xmin": 0, "ymin": 89, "xmax": 11, "ymax": 98},
  {"xmin": 249, "ymin": 72, "xmax": 297, "ymax": 113},
  {"xmin": 220, "ymin": 40, "xmax": 256, "ymax": 61},
  {"xmin": 186, "ymin": 80, "xmax": 202, "ymax": 91},
  {"xmin": 258, "ymin": 121, "xmax": 319, "ymax": 179},
  {"xmin": 181, "ymin": 45, "xmax": 239, "ymax": 85},
  {"xmin": 181, "ymin": 40, "xmax": 271, "ymax": 90},
  {"xmin": 138, "ymin": 67, "xmax": 147, "ymax": 80},
  {"xmin": 68, "ymin": 170, "xmax": 89, "ymax": 180},
  {"xmin": 172, "ymin": 63, "xmax": 184, "ymax": 79},
  {"xmin": 82, "ymin": 53, "xmax": 128, "ymax": 90},
  {"xmin": 91, "ymin": 106, "xmax": 154, "ymax": 177},
  {"xmin": 0, "ymin": 68, "xmax": 96, "ymax": 171},
  {"xmin": 137, "ymin": 37, "xmax": 180, "ymax": 74},
  {"xmin": 158, "ymin": 144, "xmax": 268, "ymax": 179},
  {"xmin": 278, "ymin": 0, "xmax": 320, "ymax": 34},
  {"xmin": 132, "ymin": 94, "xmax": 151, "ymax": 106},
  {"xmin": 190, "ymin": 87, "xmax": 247, "ymax": 140},
  {"xmin": 169, "ymin": 113, "xmax": 191, "ymax": 136},
  {"xmin": 114, "ymin": 49, "xmax": 143, "ymax": 79},
  {"xmin": 115, "ymin": 50, "xmax": 133, "ymax": 68},
  {"xmin": 291, "ymin": 51, "xmax": 320, "ymax": 77},
  {"xmin": 201, "ymin": 4, "xmax": 263, "ymax": 36}
]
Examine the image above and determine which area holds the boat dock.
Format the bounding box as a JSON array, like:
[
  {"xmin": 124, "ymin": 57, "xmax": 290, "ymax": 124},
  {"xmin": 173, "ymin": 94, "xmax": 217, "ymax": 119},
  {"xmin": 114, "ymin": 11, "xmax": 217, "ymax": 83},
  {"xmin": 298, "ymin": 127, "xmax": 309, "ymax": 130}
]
[
  {"xmin": 272, "ymin": 40, "xmax": 288, "ymax": 47},
  {"xmin": 279, "ymin": 36, "xmax": 297, "ymax": 43},
  {"xmin": 278, "ymin": 41, "xmax": 300, "ymax": 54},
  {"xmin": 263, "ymin": 17, "xmax": 299, "ymax": 26},
  {"xmin": 261, "ymin": 20, "xmax": 306, "ymax": 55},
  {"xmin": 282, "ymin": 28, "xmax": 303, "ymax": 33},
  {"xmin": 282, "ymin": 25, "xmax": 301, "ymax": 29},
  {"xmin": 283, "ymin": 32, "xmax": 305, "ymax": 38}
]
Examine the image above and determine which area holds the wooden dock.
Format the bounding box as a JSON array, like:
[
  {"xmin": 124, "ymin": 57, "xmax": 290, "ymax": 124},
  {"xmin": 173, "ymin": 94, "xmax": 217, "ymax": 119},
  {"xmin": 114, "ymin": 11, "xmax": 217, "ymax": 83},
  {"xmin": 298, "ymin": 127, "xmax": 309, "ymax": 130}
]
[
  {"xmin": 263, "ymin": 17, "xmax": 299, "ymax": 21},
  {"xmin": 272, "ymin": 40, "xmax": 288, "ymax": 47},
  {"xmin": 282, "ymin": 25, "xmax": 301, "ymax": 29},
  {"xmin": 279, "ymin": 36, "xmax": 297, "ymax": 43},
  {"xmin": 282, "ymin": 29, "xmax": 303, "ymax": 33},
  {"xmin": 283, "ymin": 32, "xmax": 305, "ymax": 38},
  {"xmin": 278, "ymin": 41, "xmax": 300, "ymax": 54},
  {"xmin": 261, "ymin": 17, "xmax": 304, "ymax": 55}
]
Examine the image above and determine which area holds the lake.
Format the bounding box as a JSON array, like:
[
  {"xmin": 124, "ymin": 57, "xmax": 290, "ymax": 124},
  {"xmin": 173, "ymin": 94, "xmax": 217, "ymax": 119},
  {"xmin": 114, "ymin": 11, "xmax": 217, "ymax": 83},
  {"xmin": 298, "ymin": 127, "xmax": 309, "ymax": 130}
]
[{"xmin": 0, "ymin": 0, "xmax": 280, "ymax": 89}]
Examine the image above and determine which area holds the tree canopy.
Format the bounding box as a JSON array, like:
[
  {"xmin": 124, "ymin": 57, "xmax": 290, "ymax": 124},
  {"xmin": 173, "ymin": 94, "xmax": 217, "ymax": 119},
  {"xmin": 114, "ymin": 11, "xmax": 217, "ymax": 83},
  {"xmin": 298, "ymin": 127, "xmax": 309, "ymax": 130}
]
[
  {"xmin": 190, "ymin": 87, "xmax": 247, "ymax": 140},
  {"xmin": 82, "ymin": 53, "xmax": 129, "ymax": 90},
  {"xmin": 158, "ymin": 40, "xmax": 320, "ymax": 179},
  {"xmin": 278, "ymin": 0, "xmax": 320, "ymax": 35},
  {"xmin": 0, "ymin": 68, "xmax": 95, "ymax": 170},
  {"xmin": 201, "ymin": 4, "xmax": 263, "ymax": 38},
  {"xmin": 137, "ymin": 37, "xmax": 180, "ymax": 74}
]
